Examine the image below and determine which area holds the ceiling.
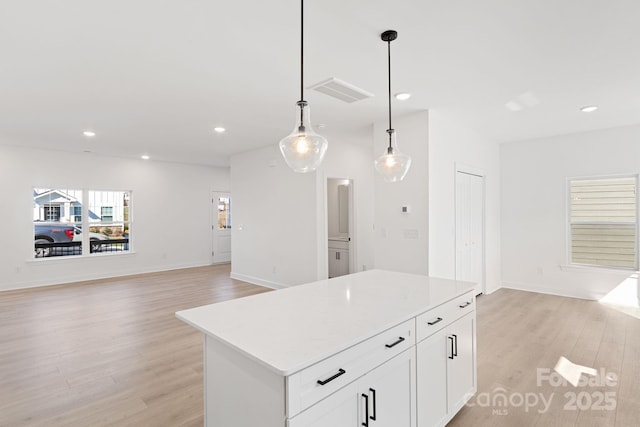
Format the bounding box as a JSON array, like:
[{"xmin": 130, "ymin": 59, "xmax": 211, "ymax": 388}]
[{"xmin": 1, "ymin": 0, "xmax": 639, "ymax": 167}]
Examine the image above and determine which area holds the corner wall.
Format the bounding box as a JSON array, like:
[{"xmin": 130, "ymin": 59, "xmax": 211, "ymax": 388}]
[
  {"xmin": 428, "ymin": 109, "xmax": 502, "ymax": 293},
  {"xmin": 230, "ymin": 137, "xmax": 375, "ymax": 288},
  {"xmin": 0, "ymin": 144, "xmax": 230, "ymax": 291},
  {"xmin": 501, "ymin": 124, "xmax": 640, "ymax": 300}
]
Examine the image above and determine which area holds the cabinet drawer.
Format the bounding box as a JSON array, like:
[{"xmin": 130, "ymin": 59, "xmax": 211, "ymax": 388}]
[
  {"xmin": 416, "ymin": 291, "xmax": 475, "ymax": 343},
  {"xmin": 286, "ymin": 319, "xmax": 415, "ymax": 417},
  {"xmin": 328, "ymin": 240, "xmax": 349, "ymax": 250}
]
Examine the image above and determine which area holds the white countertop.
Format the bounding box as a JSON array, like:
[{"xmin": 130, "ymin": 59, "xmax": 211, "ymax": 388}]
[{"xmin": 176, "ymin": 269, "xmax": 475, "ymax": 376}]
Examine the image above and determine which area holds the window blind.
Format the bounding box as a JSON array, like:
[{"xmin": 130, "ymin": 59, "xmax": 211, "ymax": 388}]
[{"xmin": 570, "ymin": 177, "xmax": 637, "ymax": 269}]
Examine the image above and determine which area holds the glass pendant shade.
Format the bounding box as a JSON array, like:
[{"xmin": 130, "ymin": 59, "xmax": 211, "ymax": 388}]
[
  {"xmin": 374, "ymin": 129, "xmax": 411, "ymax": 183},
  {"xmin": 279, "ymin": 101, "xmax": 328, "ymax": 173}
]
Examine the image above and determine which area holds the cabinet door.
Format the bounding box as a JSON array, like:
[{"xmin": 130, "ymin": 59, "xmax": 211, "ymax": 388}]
[
  {"xmin": 447, "ymin": 312, "xmax": 476, "ymax": 415},
  {"xmin": 288, "ymin": 379, "xmax": 358, "ymax": 427},
  {"xmin": 416, "ymin": 329, "xmax": 448, "ymax": 427},
  {"xmin": 361, "ymin": 348, "xmax": 416, "ymax": 427},
  {"xmin": 328, "ymin": 248, "xmax": 349, "ymax": 278}
]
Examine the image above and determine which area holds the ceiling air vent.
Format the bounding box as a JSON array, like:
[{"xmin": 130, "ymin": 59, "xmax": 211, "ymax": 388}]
[{"xmin": 308, "ymin": 78, "xmax": 374, "ymax": 103}]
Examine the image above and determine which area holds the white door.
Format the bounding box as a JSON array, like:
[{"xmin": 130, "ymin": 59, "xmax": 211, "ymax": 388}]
[
  {"xmin": 416, "ymin": 329, "xmax": 448, "ymax": 427},
  {"xmin": 212, "ymin": 192, "xmax": 231, "ymax": 264},
  {"xmin": 446, "ymin": 313, "xmax": 476, "ymax": 415},
  {"xmin": 361, "ymin": 348, "xmax": 416, "ymax": 427},
  {"xmin": 455, "ymin": 171, "xmax": 484, "ymax": 295}
]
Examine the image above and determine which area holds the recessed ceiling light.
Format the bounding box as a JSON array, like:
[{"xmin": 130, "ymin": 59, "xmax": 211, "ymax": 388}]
[
  {"xmin": 580, "ymin": 105, "xmax": 598, "ymax": 113},
  {"xmin": 394, "ymin": 92, "xmax": 411, "ymax": 101},
  {"xmin": 141, "ymin": 154, "xmax": 150, "ymax": 160},
  {"xmin": 214, "ymin": 127, "xmax": 226, "ymax": 133},
  {"xmin": 83, "ymin": 130, "xmax": 96, "ymax": 137}
]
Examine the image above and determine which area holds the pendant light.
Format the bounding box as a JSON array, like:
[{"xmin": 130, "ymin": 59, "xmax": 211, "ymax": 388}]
[
  {"xmin": 374, "ymin": 30, "xmax": 411, "ymax": 183},
  {"xmin": 279, "ymin": 0, "xmax": 328, "ymax": 173}
]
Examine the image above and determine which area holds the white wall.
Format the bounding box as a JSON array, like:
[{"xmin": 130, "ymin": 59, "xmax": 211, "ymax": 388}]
[
  {"xmin": 428, "ymin": 109, "xmax": 502, "ymax": 293},
  {"xmin": 316, "ymin": 138, "xmax": 375, "ymax": 279},
  {"xmin": 373, "ymin": 111, "xmax": 430, "ymax": 275},
  {"xmin": 0, "ymin": 145, "xmax": 230, "ymax": 291},
  {"xmin": 501, "ymin": 124, "xmax": 640, "ymax": 300},
  {"xmin": 230, "ymin": 137, "xmax": 374, "ymax": 288},
  {"xmin": 230, "ymin": 144, "xmax": 317, "ymax": 288}
]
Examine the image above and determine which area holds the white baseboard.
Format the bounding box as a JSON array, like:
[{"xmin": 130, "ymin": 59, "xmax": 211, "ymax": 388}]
[
  {"xmin": 501, "ymin": 281, "xmax": 605, "ymax": 301},
  {"xmin": 3, "ymin": 259, "xmax": 210, "ymax": 292},
  {"xmin": 230, "ymin": 272, "xmax": 287, "ymax": 290}
]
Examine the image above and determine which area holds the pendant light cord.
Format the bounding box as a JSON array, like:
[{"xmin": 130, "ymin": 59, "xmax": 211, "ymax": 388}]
[
  {"xmin": 300, "ymin": 0, "xmax": 304, "ymax": 103},
  {"xmin": 386, "ymin": 37, "xmax": 394, "ymax": 150},
  {"xmin": 387, "ymin": 38, "xmax": 392, "ymax": 133}
]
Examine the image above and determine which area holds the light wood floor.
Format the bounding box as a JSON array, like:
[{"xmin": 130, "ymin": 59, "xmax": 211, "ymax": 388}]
[
  {"xmin": 1, "ymin": 266, "xmax": 639, "ymax": 426},
  {"xmin": 449, "ymin": 289, "xmax": 640, "ymax": 427},
  {"xmin": 0, "ymin": 264, "xmax": 270, "ymax": 427}
]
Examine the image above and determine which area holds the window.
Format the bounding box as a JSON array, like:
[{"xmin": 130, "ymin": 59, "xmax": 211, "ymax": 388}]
[
  {"xmin": 72, "ymin": 206, "xmax": 82, "ymax": 222},
  {"xmin": 33, "ymin": 188, "xmax": 131, "ymax": 258},
  {"xmin": 101, "ymin": 206, "xmax": 113, "ymax": 222},
  {"xmin": 44, "ymin": 205, "xmax": 61, "ymax": 221},
  {"xmin": 217, "ymin": 196, "xmax": 231, "ymax": 229},
  {"xmin": 569, "ymin": 176, "xmax": 637, "ymax": 269}
]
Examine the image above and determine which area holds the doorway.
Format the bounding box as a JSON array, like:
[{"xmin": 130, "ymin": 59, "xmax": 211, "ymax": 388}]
[
  {"xmin": 327, "ymin": 178, "xmax": 354, "ymax": 278},
  {"xmin": 212, "ymin": 192, "xmax": 231, "ymax": 264},
  {"xmin": 455, "ymin": 167, "xmax": 485, "ymax": 295}
]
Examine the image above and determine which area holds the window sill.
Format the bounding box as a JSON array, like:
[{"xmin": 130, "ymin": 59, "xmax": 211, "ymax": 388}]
[
  {"xmin": 559, "ymin": 264, "xmax": 638, "ymax": 275},
  {"xmin": 27, "ymin": 251, "xmax": 136, "ymax": 264}
]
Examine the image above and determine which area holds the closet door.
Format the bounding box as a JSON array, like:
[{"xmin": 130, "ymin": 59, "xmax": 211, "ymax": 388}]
[{"xmin": 455, "ymin": 171, "xmax": 484, "ymax": 295}]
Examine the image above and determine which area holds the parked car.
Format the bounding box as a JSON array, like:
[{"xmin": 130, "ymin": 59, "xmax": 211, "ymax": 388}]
[
  {"xmin": 34, "ymin": 223, "xmax": 75, "ymax": 257},
  {"xmin": 72, "ymin": 226, "xmax": 110, "ymax": 253}
]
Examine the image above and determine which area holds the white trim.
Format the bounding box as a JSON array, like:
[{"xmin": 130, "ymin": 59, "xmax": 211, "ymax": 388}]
[
  {"xmin": 230, "ymin": 272, "xmax": 287, "ymax": 289},
  {"xmin": 501, "ymin": 280, "xmax": 606, "ymax": 301},
  {"xmin": 323, "ymin": 176, "xmax": 357, "ymax": 279},
  {"xmin": 454, "ymin": 163, "xmax": 487, "ymax": 295},
  {"xmin": 558, "ymin": 263, "xmax": 637, "ymax": 275},
  {"xmin": 7, "ymin": 258, "xmax": 218, "ymax": 292}
]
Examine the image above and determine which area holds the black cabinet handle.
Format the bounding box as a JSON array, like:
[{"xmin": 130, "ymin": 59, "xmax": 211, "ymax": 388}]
[
  {"xmin": 317, "ymin": 368, "xmax": 346, "ymax": 386},
  {"xmin": 452, "ymin": 334, "xmax": 458, "ymax": 357},
  {"xmin": 370, "ymin": 388, "xmax": 377, "ymax": 421},
  {"xmin": 459, "ymin": 301, "xmax": 472, "ymax": 309},
  {"xmin": 361, "ymin": 393, "xmax": 369, "ymax": 426},
  {"xmin": 448, "ymin": 336, "xmax": 455, "ymax": 359},
  {"xmin": 427, "ymin": 317, "xmax": 443, "ymax": 326},
  {"xmin": 385, "ymin": 336, "xmax": 405, "ymax": 348}
]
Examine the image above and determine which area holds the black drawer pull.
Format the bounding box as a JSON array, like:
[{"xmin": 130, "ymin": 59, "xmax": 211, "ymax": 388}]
[
  {"xmin": 385, "ymin": 336, "xmax": 405, "ymax": 348},
  {"xmin": 317, "ymin": 368, "xmax": 346, "ymax": 385},
  {"xmin": 459, "ymin": 301, "xmax": 472, "ymax": 309},
  {"xmin": 427, "ymin": 317, "xmax": 443, "ymax": 326},
  {"xmin": 448, "ymin": 336, "xmax": 455, "ymax": 359},
  {"xmin": 362, "ymin": 393, "xmax": 369, "ymax": 426},
  {"xmin": 452, "ymin": 334, "xmax": 458, "ymax": 357}
]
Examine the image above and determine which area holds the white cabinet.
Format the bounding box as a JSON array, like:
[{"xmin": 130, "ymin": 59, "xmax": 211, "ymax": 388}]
[
  {"xmin": 289, "ymin": 348, "xmax": 415, "ymax": 427},
  {"xmin": 416, "ymin": 297, "xmax": 476, "ymax": 427},
  {"xmin": 360, "ymin": 348, "xmax": 415, "ymax": 427},
  {"xmin": 287, "ymin": 380, "xmax": 359, "ymax": 427},
  {"xmin": 176, "ymin": 271, "xmax": 477, "ymax": 427},
  {"xmin": 447, "ymin": 313, "xmax": 475, "ymax": 416},
  {"xmin": 328, "ymin": 239, "xmax": 349, "ymax": 278}
]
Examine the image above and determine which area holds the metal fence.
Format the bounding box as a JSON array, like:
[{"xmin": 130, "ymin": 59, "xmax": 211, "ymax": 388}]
[{"xmin": 34, "ymin": 239, "xmax": 129, "ymax": 258}]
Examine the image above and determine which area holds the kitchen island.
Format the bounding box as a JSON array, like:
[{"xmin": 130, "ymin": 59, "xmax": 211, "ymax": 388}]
[{"xmin": 176, "ymin": 269, "xmax": 476, "ymax": 427}]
